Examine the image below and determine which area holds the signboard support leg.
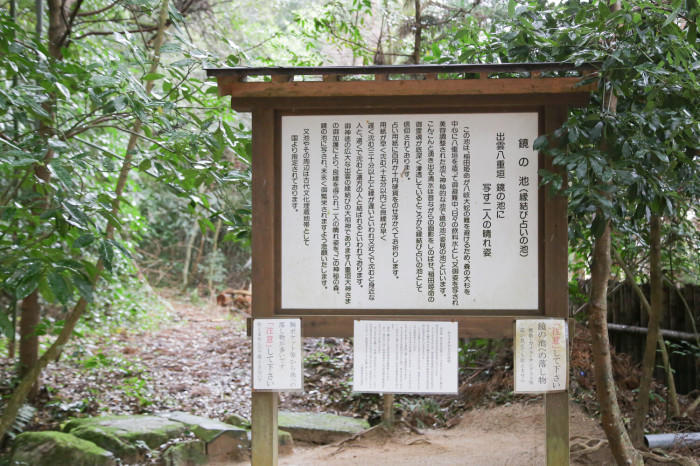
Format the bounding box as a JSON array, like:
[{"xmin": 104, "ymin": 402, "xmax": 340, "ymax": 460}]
[
  {"xmin": 544, "ymin": 104, "xmax": 571, "ymax": 465},
  {"xmin": 382, "ymin": 394, "xmax": 395, "ymax": 426},
  {"xmin": 545, "ymin": 392, "xmax": 569, "ymax": 465},
  {"xmin": 251, "ymin": 391, "xmax": 278, "ymax": 466}
]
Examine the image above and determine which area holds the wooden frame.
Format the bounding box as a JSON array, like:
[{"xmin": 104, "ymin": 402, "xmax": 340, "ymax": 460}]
[{"xmin": 208, "ymin": 63, "xmax": 592, "ymax": 466}]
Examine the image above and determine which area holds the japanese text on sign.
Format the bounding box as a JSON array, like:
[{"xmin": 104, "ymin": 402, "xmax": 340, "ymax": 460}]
[
  {"xmin": 282, "ymin": 113, "xmax": 539, "ymax": 310},
  {"xmin": 353, "ymin": 320, "xmax": 458, "ymax": 394},
  {"xmin": 514, "ymin": 319, "xmax": 568, "ymax": 393},
  {"xmin": 252, "ymin": 319, "xmax": 302, "ymax": 391}
]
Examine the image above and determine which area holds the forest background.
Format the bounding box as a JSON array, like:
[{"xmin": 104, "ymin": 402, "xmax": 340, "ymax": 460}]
[{"xmin": 0, "ymin": 0, "xmax": 698, "ymax": 464}]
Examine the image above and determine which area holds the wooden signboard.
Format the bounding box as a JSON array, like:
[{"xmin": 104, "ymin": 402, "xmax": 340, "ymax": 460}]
[{"xmin": 208, "ymin": 63, "xmax": 593, "ymax": 466}]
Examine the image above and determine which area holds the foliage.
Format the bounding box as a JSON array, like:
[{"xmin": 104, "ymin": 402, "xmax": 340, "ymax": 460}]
[{"xmin": 0, "ymin": 0, "xmax": 254, "ymax": 333}]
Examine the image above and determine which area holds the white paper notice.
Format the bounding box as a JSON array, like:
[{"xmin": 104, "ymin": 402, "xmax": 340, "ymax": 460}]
[
  {"xmin": 252, "ymin": 319, "xmax": 302, "ymax": 391},
  {"xmin": 281, "ymin": 113, "xmax": 539, "ymax": 310},
  {"xmin": 514, "ymin": 319, "xmax": 568, "ymax": 393},
  {"xmin": 353, "ymin": 320, "xmax": 458, "ymax": 394}
]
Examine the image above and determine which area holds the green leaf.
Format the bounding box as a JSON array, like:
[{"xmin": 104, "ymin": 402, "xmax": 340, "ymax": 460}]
[
  {"xmin": 98, "ymin": 240, "xmax": 114, "ymax": 272},
  {"xmin": 48, "ymin": 271, "xmax": 71, "ymax": 305},
  {"xmin": 662, "ymin": 1, "xmax": 683, "ymax": 27},
  {"xmin": 72, "ymin": 274, "xmax": 94, "ymax": 303},
  {"xmin": 72, "ymin": 234, "xmax": 95, "ymax": 249},
  {"xmin": 508, "ymin": 0, "xmax": 516, "ymax": 17},
  {"xmin": 590, "ymin": 121, "xmax": 604, "ymax": 140},
  {"xmin": 0, "ymin": 310, "xmax": 13, "ymax": 339},
  {"xmin": 143, "ymin": 73, "xmax": 165, "ymax": 81},
  {"xmin": 54, "ymin": 82, "xmax": 70, "ymax": 100},
  {"xmin": 533, "ymin": 135, "xmax": 548, "ymax": 150},
  {"xmin": 591, "ymin": 215, "xmax": 607, "ymax": 239},
  {"xmin": 15, "ymin": 271, "xmax": 41, "ymax": 300}
]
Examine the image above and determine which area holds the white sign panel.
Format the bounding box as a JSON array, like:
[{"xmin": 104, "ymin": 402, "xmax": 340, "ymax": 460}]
[
  {"xmin": 353, "ymin": 320, "xmax": 458, "ymax": 394},
  {"xmin": 252, "ymin": 319, "xmax": 302, "ymax": 391},
  {"xmin": 514, "ymin": 319, "xmax": 567, "ymax": 393},
  {"xmin": 281, "ymin": 113, "xmax": 539, "ymax": 310}
]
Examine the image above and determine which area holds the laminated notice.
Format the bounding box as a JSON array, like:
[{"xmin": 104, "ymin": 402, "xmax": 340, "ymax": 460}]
[
  {"xmin": 353, "ymin": 320, "xmax": 458, "ymax": 394},
  {"xmin": 514, "ymin": 319, "xmax": 568, "ymax": 393},
  {"xmin": 252, "ymin": 319, "xmax": 303, "ymax": 391}
]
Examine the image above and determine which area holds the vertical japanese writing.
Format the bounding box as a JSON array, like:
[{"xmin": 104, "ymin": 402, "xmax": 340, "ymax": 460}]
[
  {"xmin": 415, "ymin": 121, "xmax": 424, "ymax": 294},
  {"xmin": 288, "ymin": 322, "xmax": 297, "ymax": 382},
  {"xmin": 462, "ymin": 126, "xmax": 471, "ymax": 296},
  {"xmin": 518, "ymin": 138, "xmax": 530, "ymax": 257},
  {"xmin": 438, "ymin": 121, "xmax": 447, "ymax": 297},
  {"xmin": 391, "ymin": 122, "xmax": 400, "ymax": 278},
  {"xmin": 302, "ymin": 129, "xmax": 311, "ymax": 245},
  {"xmin": 495, "ymin": 131, "xmax": 506, "ymax": 221},
  {"xmin": 551, "ymin": 323, "xmax": 562, "ymax": 389},
  {"xmin": 367, "ymin": 123, "xmax": 376, "ymax": 301},
  {"xmin": 379, "ymin": 122, "xmax": 388, "ymax": 241},
  {"xmin": 426, "ymin": 120, "xmax": 436, "ymax": 302},
  {"xmin": 290, "ymin": 134, "xmax": 299, "ymax": 212},
  {"xmin": 482, "ymin": 183, "xmax": 492, "ymax": 257},
  {"xmin": 537, "ymin": 322, "xmax": 547, "ymax": 385},
  {"xmin": 282, "ymin": 113, "xmax": 539, "ymax": 310},
  {"xmin": 266, "ymin": 322, "xmax": 274, "ymax": 386},
  {"xmin": 355, "ymin": 123, "xmax": 364, "ymax": 288},
  {"xmin": 332, "ymin": 123, "xmax": 340, "ymax": 293},
  {"xmin": 450, "ymin": 121, "xmax": 460, "ymax": 306},
  {"xmin": 403, "ymin": 121, "xmax": 411, "ymax": 180},
  {"xmin": 344, "ymin": 123, "xmax": 353, "ymax": 304},
  {"xmin": 320, "ymin": 123, "xmax": 328, "ymax": 289}
]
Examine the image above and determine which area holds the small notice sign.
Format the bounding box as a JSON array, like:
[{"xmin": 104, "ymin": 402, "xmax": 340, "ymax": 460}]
[
  {"xmin": 252, "ymin": 319, "xmax": 302, "ymax": 391},
  {"xmin": 514, "ymin": 319, "xmax": 568, "ymax": 393},
  {"xmin": 353, "ymin": 321, "xmax": 458, "ymax": 394}
]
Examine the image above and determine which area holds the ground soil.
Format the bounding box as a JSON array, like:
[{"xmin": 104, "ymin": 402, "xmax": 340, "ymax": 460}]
[
  {"xmin": 1, "ymin": 290, "xmax": 697, "ymax": 465},
  {"xmin": 252, "ymin": 402, "xmax": 616, "ymax": 466}
]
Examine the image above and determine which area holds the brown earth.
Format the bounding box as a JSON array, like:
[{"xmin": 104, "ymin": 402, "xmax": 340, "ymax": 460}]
[
  {"xmin": 1, "ymin": 289, "xmax": 697, "ymax": 465},
  {"xmin": 261, "ymin": 401, "xmax": 616, "ymax": 466}
]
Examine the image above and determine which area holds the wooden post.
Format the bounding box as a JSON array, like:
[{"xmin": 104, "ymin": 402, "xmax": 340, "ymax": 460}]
[
  {"xmin": 544, "ymin": 104, "xmax": 570, "ymax": 466},
  {"xmin": 252, "ymin": 392, "xmax": 278, "ymax": 466},
  {"xmin": 251, "ymin": 107, "xmax": 279, "ymax": 466},
  {"xmin": 382, "ymin": 394, "xmax": 395, "ymax": 426}
]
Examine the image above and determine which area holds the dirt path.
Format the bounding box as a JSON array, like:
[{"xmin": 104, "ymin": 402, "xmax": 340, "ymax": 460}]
[
  {"xmin": 19, "ymin": 292, "xmax": 622, "ymax": 464},
  {"xmin": 270, "ymin": 402, "xmax": 613, "ymax": 466}
]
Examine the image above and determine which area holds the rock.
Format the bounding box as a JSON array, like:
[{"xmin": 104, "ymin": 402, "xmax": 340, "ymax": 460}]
[
  {"xmin": 277, "ymin": 411, "xmax": 369, "ymax": 444},
  {"xmin": 160, "ymin": 412, "xmax": 248, "ymax": 444},
  {"xmin": 162, "ymin": 440, "xmax": 207, "ymax": 466},
  {"xmin": 63, "ymin": 415, "xmax": 187, "ymax": 461},
  {"xmin": 11, "ymin": 431, "xmax": 116, "ymax": 466},
  {"xmin": 278, "ymin": 429, "xmax": 294, "ymax": 454},
  {"xmin": 223, "ymin": 413, "xmax": 250, "ymax": 429},
  {"xmin": 160, "ymin": 412, "xmax": 249, "ymax": 462}
]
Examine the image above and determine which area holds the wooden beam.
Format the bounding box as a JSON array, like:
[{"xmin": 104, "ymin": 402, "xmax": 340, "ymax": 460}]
[
  {"xmin": 217, "ymin": 77, "xmax": 594, "ymax": 101},
  {"xmin": 250, "ymin": 107, "xmax": 279, "ymax": 466},
  {"xmin": 251, "ymin": 392, "xmax": 278, "ymax": 466},
  {"xmin": 544, "ymin": 104, "xmax": 570, "ymax": 466},
  {"xmin": 251, "ymin": 107, "xmax": 276, "ymax": 319},
  {"xmin": 271, "ymin": 74, "xmax": 292, "ymax": 83},
  {"xmin": 228, "ymin": 93, "xmax": 591, "ymax": 112}
]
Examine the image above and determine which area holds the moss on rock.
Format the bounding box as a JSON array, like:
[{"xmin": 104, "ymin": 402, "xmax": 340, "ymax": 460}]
[
  {"xmin": 162, "ymin": 440, "xmax": 207, "ymax": 466},
  {"xmin": 10, "ymin": 431, "xmax": 116, "ymax": 466},
  {"xmin": 277, "ymin": 411, "xmax": 369, "ymax": 444},
  {"xmin": 63, "ymin": 414, "xmax": 187, "ymax": 461}
]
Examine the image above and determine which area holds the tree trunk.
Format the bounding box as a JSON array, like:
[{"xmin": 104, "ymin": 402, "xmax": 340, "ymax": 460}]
[
  {"xmin": 614, "ymin": 248, "xmax": 681, "ymax": 420},
  {"xmin": 630, "ymin": 214, "xmax": 668, "ymax": 444},
  {"xmin": 207, "ymin": 218, "xmax": 222, "ymax": 299},
  {"xmin": 0, "ymin": 0, "xmax": 171, "ymax": 439},
  {"xmin": 17, "ymin": 0, "xmax": 66, "ymax": 403},
  {"xmin": 413, "ymin": 0, "xmax": 421, "ymax": 65},
  {"xmin": 588, "ymin": 219, "xmax": 643, "ymax": 465},
  {"xmin": 18, "ymin": 291, "xmax": 40, "ymax": 401},
  {"xmin": 182, "ymin": 219, "xmax": 199, "ymax": 290}
]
